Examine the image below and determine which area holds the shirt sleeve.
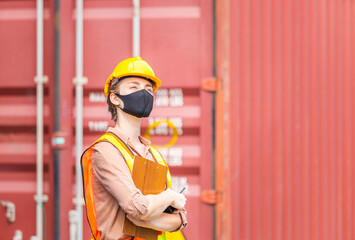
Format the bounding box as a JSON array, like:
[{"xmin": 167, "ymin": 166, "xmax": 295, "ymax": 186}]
[{"xmin": 92, "ymin": 141, "xmax": 149, "ymax": 219}]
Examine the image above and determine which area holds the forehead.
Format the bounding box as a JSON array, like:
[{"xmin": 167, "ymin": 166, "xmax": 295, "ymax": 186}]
[{"xmin": 119, "ymin": 77, "xmax": 153, "ymax": 87}]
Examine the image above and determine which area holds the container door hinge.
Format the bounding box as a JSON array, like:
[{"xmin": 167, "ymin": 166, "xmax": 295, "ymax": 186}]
[
  {"xmin": 34, "ymin": 76, "xmax": 49, "ymax": 84},
  {"xmin": 201, "ymin": 77, "xmax": 220, "ymax": 92},
  {"xmin": 200, "ymin": 189, "xmax": 222, "ymax": 205}
]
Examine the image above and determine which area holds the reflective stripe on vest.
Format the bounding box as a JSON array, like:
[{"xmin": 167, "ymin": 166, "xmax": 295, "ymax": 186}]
[{"xmin": 81, "ymin": 132, "xmax": 172, "ymax": 240}]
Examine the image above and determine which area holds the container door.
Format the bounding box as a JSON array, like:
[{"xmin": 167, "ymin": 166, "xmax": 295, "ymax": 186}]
[
  {"xmin": 0, "ymin": 1, "xmax": 54, "ymax": 239},
  {"xmin": 81, "ymin": 1, "xmax": 213, "ymax": 239}
]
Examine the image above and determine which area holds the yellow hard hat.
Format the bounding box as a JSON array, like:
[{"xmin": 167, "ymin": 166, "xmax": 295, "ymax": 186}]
[{"xmin": 104, "ymin": 56, "xmax": 161, "ymax": 97}]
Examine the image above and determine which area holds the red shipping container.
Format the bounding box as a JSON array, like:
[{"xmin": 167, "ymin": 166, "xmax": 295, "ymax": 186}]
[{"xmin": 0, "ymin": 0, "xmax": 214, "ymax": 239}]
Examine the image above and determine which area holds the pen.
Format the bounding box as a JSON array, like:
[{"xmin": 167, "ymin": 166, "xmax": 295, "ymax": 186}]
[{"xmin": 163, "ymin": 187, "xmax": 186, "ymax": 214}]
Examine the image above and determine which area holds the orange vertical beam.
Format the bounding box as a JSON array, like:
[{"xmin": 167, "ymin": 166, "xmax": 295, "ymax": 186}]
[{"xmin": 215, "ymin": 0, "xmax": 231, "ymax": 240}]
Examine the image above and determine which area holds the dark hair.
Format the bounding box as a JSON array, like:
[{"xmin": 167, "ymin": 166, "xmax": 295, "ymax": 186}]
[
  {"xmin": 106, "ymin": 76, "xmax": 155, "ymax": 122},
  {"xmin": 107, "ymin": 78, "xmax": 120, "ymax": 122}
]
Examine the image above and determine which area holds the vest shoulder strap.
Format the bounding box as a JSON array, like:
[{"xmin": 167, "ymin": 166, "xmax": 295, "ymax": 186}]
[
  {"xmin": 150, "ymin": 146, "xmax": 172, "ymax": 188},
  {"xmin": 94, "ymin": 132, "xmax": 172, "ymax": 187},
  {"xmin": 93, "ymin": 132, "xmax": 135, "ymax": 171},
  {"xmin": 81, "ymin": 132, "xmax": 176, "ymax": 240}
]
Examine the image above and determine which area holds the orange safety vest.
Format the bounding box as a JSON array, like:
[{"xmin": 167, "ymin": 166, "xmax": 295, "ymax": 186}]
[{"xmin": 81, "ymin": 131, "xmax": 177, "ymax": 240}]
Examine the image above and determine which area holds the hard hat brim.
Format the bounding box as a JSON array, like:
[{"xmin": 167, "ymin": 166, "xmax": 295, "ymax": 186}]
[{"xmin": 104, "ymin": 73, "xmax": 161, "ymax": 97}]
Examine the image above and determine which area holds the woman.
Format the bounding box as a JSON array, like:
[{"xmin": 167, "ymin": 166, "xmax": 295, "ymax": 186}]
[{"xmin": 81, "ymin": 57, "xmax": 187, "ymax": 240}]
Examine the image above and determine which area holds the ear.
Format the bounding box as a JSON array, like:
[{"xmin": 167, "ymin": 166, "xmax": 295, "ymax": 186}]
[{"xmin": 109, "ymin": 93, "xmax": 120, "ymax": 106}]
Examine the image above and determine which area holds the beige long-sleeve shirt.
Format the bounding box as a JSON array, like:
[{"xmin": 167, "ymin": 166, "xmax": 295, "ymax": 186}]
[{"xmin": 91, "ymin": 127, "xmax": 187, "ymax": 240}]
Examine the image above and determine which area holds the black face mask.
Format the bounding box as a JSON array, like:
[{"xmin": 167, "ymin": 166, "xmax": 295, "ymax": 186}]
[{"xmin": 115, "ymin": 90, "xmax": 154, "ymax": 118}]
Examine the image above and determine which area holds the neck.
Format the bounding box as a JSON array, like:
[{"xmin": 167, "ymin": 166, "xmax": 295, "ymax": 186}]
[{"xmin": 114, "ymin": 109, "xmax": 142, "ymax": 143}]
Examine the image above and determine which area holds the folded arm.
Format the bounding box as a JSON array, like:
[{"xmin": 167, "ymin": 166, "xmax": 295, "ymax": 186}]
[
  {"xmin": 92, "ymin": 144, "xmax": 186, "ymax": 220},
  {"xmin": 140, "ymin": 189, "xmax": 186, "ymax": 220},
  {"xmin": 127, "ymin": 210, "xmax": 188, "ymax": 232}
]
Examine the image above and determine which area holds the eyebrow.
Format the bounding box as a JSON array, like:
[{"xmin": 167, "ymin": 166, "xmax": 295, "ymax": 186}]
[{"xmin": 129, "ymin": 81, "xmax": 153, "ymax": 88}]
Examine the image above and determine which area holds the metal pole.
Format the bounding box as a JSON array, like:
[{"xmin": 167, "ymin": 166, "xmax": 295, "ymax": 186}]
[
  {"xmin": 132, "ymin": 0, "xmax": 140, "ymax": 135},
  {"xmin": 215, "ymin": 0, "xmax": 231, "ymax": 239},
  {"xmin": 73, "ymin": 0, "xmax": 87, "ymax": 239},
  {"xmin": 35, "ymin": 1, "xmax": 44, "ymax": 238},
  {"xmin": 33, "ymin": 0, "xmax": 48, "ymax": 240},
  {"xmin": 132, "ymin": 0, "xmax": 140, "ymax": 57}
]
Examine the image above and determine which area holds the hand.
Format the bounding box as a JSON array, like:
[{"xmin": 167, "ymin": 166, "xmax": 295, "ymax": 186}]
[{"xmin": 169, "ymin": 189, "xmax": 186, "ymax": 210}]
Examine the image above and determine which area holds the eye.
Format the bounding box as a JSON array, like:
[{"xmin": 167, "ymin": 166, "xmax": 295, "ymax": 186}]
[
  {"xmin": 130, "ymin": 86, "xmax": 137, "ymax": 90},
  {"xmin": 146, "ymin": 88, "xmax": 153, "ymax": 93}
]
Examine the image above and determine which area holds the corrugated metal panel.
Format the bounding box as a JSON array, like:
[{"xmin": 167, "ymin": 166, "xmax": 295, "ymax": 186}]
[
  {"xmin": 229, "ymin": 0, "xmax": 355, "ymax": 239},
  {"xmin": 0, "ymin": 1, "xmax": 55, "ymax": 239},
  {"xmin": 1, "ymin": 0, "xmax": 214, "ymax": 239},
  {"xmin": 0, "ymin": 0, "xmax": 212, "ymax": 239},
  {"xmin": 79, "ymin": 1, "xmax": 214, "ymax": 240},
  {"xmin": 78, "ymin": 0, "xmax": 212, "ymax": 239}
]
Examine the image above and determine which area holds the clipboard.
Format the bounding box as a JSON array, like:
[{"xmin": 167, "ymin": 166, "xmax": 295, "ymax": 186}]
[{"xmin": 123, "ymin": 155, "xmax": 168, "ymax": 240}]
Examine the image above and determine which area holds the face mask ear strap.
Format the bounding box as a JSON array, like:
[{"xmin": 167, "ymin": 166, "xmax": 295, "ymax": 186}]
[{"xmin": 113, "ymin": 93, "xmax": 124, "ymax": 111}]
